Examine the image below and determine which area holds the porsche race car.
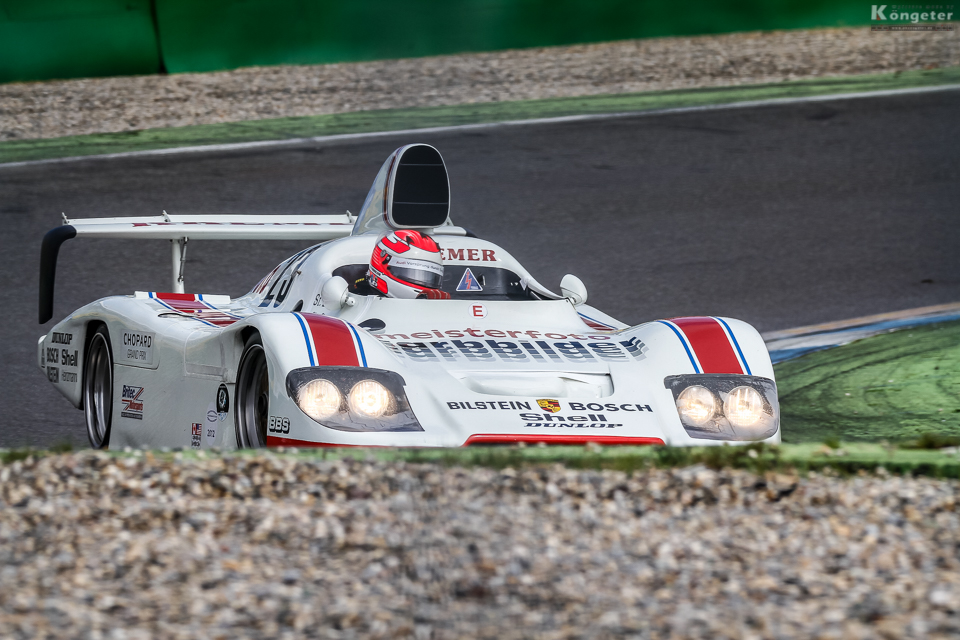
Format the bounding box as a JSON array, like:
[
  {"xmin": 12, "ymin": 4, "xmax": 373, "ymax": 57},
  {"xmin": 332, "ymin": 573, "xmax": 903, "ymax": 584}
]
[{"xmin": 38, "ymin": 144, "xmax": 780, "ymax": 450}]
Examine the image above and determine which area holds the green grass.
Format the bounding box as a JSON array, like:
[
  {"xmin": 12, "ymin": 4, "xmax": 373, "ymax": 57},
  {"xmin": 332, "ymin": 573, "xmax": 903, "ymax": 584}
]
[
  {"xmin": 326, "ymin": 441, "xmax": 960, "ymax": 478},
  {"xmin": 776, "ymin": 320, "xmax": 960, "ymax": 444},
  {"xmin": 2, "ymin": 66, "xmax": 958, "ymax": 164},
  {"xmin": 5, "ymin": 442, "xmax": 960, "ymax": 479}
]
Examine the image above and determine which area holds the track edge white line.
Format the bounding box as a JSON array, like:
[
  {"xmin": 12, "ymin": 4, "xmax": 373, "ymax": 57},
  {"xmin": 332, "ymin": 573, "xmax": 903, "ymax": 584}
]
[{"xmin": 3, "ymin": 83, "xmax": 958, "ymax": 169}]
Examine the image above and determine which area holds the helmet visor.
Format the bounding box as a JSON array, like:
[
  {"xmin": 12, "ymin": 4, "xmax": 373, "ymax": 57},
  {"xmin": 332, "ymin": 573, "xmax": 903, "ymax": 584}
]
[{"xmin": 388, "ymin": 257, "xmax": 443, "ymax": 290}]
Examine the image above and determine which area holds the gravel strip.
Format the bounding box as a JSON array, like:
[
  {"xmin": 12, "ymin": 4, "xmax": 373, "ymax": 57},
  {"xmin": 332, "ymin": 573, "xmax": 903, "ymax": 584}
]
[
  {"xmin": 2, "ymin": 452, "xmax": 959, "ymax": 638},
  {"xmin": 2, "ymin": 27, "xmax": 958, "ymax": 142}
]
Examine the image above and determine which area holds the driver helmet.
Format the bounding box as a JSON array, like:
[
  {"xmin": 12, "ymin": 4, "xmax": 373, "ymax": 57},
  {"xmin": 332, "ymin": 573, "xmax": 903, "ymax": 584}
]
[{"xmin": 367, "ymin": 230, "xmax": 449, "ymax": 299}]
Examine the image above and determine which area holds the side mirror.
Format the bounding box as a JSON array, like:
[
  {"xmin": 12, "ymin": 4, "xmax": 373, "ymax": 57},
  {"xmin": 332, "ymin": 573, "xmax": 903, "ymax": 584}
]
[
  {"xmin": 560, "ymin": 274, "xmax": 588, "ymax": 306},
  {"xmin": 320, "ymin": 276, "xmax": 355, "ymax": 310}
]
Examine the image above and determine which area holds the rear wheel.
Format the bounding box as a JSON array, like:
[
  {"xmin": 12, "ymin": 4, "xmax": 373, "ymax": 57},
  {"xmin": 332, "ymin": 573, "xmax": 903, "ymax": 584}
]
[
  {"xmin": 236, "ymin": 334, "xmax": 269, "ymax": 448},
  {"xmin": 83, "ymin": 325, "xmax": 113, "ymax": 449}
]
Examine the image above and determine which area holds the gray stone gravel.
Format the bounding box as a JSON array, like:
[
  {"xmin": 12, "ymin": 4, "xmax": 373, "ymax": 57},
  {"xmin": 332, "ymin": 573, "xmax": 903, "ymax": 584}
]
[
  {"xmin": 1, "ymin": 27, "xmax": 958, "ymax": 142},
  {"xmin": 2, "ymin": 452, "xmax": 960, "ymax": 638}
]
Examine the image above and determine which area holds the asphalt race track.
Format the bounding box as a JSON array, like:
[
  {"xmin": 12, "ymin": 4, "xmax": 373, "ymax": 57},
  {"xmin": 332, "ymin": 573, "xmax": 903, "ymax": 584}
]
[{"xmin": 2, "ymin": 90, "xmax": 958, "ymax": 448}]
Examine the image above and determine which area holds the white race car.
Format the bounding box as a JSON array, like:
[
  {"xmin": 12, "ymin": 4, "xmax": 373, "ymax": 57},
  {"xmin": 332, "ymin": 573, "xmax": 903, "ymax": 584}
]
[{"xmin": 38, "ymin": 144, "xmax": 780, "ymax": 450}]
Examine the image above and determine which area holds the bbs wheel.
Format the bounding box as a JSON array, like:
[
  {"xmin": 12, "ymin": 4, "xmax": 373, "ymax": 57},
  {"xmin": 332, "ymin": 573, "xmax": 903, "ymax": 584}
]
[
  {"xmin": 236, "ymin": 334, "xmax": 269, "ymax": 448},
  {"xmin": 83, "ymin": 324, "xmax": 113, "ymax": 449}
]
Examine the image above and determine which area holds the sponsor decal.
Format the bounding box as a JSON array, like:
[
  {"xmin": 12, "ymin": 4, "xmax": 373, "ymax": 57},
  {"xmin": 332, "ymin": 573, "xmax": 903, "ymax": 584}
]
[
  {"xmin": 569, "ymin": 402, "xmax": 653, "ymax": 413},
  {"xmin": 537, "ymin": 399, "xmax": 561, "ymax": 413},
  {"xmin": 46, "ymin": 347, "xmax": 59, "ymax": 364},
  {"xmin": 47, "ymin": 366, "xmax": 59, "ymax": 384},
  {"xmin": 392, "ymin": 256, "xmax": 443, "ymax": 275},
  {"xmin": 519, "ymin": 412, "xmax": 623, "ymax": 429},
  {"xmin": 447, "ymin": 399, "xmax": 652, "ymax": 428},
  {"xmin": 443, "ymin": 248, "xmax": 497, "ymax": 262},
  {"xmin": 268, "ymin": 416, "xmax": 291, "ymax": 434},
  {"xmin": 60, "ymin": 349, "xmax": 78, "ymax": 367},
  {"xmin": 377, "ymin": 333, "xmax": 646, "ymax": 364},
  {"xmin": 471, "ymin": 304, "xmax": 487, "ymax": 318},
  {"xmin": 51, "ymin": 332, "xmax": 73, "ymax": 345},
  {"xmin": 122, "ymin": 331, "xmax": 155, "ymax": 366},
  {"xmin": 379, "ymin": 329, "xmax": 616, "ymax": 340},
  {"xmin": 191, "ymin": 423, "xmax": 202, "ymax": 449},
  {"xmin": 61, "ymin": 371, "xmax": 78, "ymax": 383},
  {"xmin": 457, "ymin": 268, "xmax": 483, "ymax": 292},
  {"xmin": 205, "ymin": 402, "xmax": 219, "ymax": 446},
  {"xmin": 447, "ymin": 400, "xmax": 532, "ymax": 410},
  {"xmin": 121, "ymin": 385, "xmax": 144, "ymax": 420},
  {"xmin": 216, "ymin": 384, "xmax": 229, "ymax": 421}
]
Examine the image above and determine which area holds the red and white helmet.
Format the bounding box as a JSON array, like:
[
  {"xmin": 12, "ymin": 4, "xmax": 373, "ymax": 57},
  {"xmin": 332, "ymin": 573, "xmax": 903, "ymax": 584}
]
[{"xmin": 367, "ymin": 230, "xmax": 449, "ymax": 299}]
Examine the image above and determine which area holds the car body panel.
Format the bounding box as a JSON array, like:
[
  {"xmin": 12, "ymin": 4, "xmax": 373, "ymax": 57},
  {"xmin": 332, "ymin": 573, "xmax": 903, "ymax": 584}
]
[
  {"xmin": 39, "ymin": 144, "xmax": 779, "ymax": 449},
  {"xmin": 40, "ymin": 236, "xmax": 778, "ymax": 449}
]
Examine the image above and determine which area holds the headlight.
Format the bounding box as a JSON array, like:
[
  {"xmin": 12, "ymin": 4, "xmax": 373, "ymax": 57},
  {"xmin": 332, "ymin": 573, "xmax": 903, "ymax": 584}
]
[
  {"xmin": 676, "ymin": 385, "xmax": 717, "ymax": 426},
  {"xmin": 348, "ymin": 380, "xmax": 394, "ymax": 418},
  {"xmin": 665, "ymin": 374, "xmax": 779, "ymax": 441},
  {"xmin": 286, "ymin": 367, "xmax": 423, "ymax": 432},
  {"xmin": 724, "ymin": 386, "xmax": 764, "ymax": 428},
  {"xmin": 298, "ymin": 379, "xmax": 343, "ymax": 420}
]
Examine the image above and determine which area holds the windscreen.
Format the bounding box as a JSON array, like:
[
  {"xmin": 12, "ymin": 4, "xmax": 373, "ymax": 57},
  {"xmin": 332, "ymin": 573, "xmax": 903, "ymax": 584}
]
[
  {"xmin": 441, "ymin": 265, "xmax": 531, "ymax": 301},
  {"xmin": 333, "ymin": 264, "xmax": 537, "ymax": 301},
  {"xmin": 352, "ymin": 154, "xmax": 392, "ymax": 236}
]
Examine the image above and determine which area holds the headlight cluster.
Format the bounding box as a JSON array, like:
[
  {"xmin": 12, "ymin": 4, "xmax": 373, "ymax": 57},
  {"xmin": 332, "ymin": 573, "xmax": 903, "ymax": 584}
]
[
  {"xmin": 286, "ymin": 367, "xmax": 423, "ymax": 432},
  {"xmin": 665, "ymin": 374, "xmax": 779, "ymax": 441}
]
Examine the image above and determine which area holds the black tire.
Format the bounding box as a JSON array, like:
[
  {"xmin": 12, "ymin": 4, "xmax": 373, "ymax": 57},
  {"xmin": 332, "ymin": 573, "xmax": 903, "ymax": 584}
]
[
  {"xmin": 236, "ymin": 334, "xmax": 269, "ymax": 448},
  {"xmin": 83, "ymin": 324, "xmax": 113, "ymax": 449}
]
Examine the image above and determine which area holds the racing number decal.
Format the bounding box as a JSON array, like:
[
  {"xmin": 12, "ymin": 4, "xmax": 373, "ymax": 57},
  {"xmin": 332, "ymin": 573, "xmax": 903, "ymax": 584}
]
[
  {"xmin": 259, "ymin": 246, "xmax": 319, "ymax": 308},
  {"xmin": 268, "ymin": 416, "xmax": 290, "ymax": 434}
]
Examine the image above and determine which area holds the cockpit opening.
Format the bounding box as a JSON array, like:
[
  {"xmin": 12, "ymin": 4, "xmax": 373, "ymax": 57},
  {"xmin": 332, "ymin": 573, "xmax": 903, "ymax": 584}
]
[{"xmin": 332, "ymin": 264, "xmax": 546, "ymax": 301}]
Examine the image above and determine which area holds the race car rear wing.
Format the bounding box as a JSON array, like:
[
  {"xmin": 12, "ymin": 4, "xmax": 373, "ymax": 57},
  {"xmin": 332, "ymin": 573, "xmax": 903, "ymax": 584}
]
[{"xmin": 39, "ymin": 213, "xmax": 355, "ymax": 324}]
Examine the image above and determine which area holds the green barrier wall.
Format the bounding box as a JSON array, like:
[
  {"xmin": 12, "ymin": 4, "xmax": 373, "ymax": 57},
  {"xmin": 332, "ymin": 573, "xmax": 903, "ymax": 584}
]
[
  {"xmin": 155, "ymin": 0, "xmax": 874, "ymax": 74},
  {"xmin": 1, "ymin": 0, "xmax": 882, "ymax": 83},
  {"xmin": 0, "ymin": 0, "xmax": 161, "ymax": 83}
]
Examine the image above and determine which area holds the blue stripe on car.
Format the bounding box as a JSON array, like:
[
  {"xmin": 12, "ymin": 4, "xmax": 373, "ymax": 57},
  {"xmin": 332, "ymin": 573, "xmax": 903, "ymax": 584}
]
[
  {"xmin": 294, "ymin": 313, "xmax": 315, "ymax": 366},
  {"xmin": 657, "ymin": 320, "xmax": 701, "ymax": 374},
  {"xmin": 713, "ymin": 316, "xmax": 751, "ymax": 375},
  {"xmin": 347, "ymin": 323, "xmax": 368, "ymax": 367},
  {"xmin": 579, "ymin": 312, "xmax": 616, "ymax": 329}
]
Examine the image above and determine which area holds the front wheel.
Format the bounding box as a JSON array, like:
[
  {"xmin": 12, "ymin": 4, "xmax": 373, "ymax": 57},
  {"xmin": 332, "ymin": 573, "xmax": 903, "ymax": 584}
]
[
  {"xmin": 83, "ymin": 325, "xmax": 113, "ymax": 449},
  {"xmin": 236, "ymin": 334, "xmax": 269, "ymax": 448}
]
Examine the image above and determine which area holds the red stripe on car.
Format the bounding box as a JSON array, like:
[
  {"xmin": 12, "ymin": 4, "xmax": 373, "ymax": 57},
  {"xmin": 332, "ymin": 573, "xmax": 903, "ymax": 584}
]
[
  {"xmin": 152, "ymin": 292, "xmax": 240, "ymax": 327},
  {"xmin": 265, "ymin": 435, "xmax": 665, "ymax": 448},
  {"xmin": 670, "ymin": 316, "xmax": 743, "ymax": 374},
  {"xmin": 266, "ymin": 436, "xmax": 365, "ymax": 448},
  {"xmin": 463, "ymin": 434, "xmax": 664, "ymax": 446},
  {"xmin": 155, "ymin": 292, "xmax": 198, "ymax": 302},
  {"xmin": 580, "ymin": 317, "xmax": 611, "ymax": 330},
  {"xmin": 154, "ymin": 294, "xmax": 206, "ymax": 312},
  {"xmin": 300, "ymin": 313, "xmax": 360, "ymax": 366},
  {"xmin": 200, "ymin": 314, "xmax": 239, "ymax": 327}
]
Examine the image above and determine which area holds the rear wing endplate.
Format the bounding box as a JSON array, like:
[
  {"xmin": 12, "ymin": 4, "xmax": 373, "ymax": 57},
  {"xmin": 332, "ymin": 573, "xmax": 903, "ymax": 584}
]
[{"xmin": 39, "ymin": 213, "xmax": 354, "ymax": 324}]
